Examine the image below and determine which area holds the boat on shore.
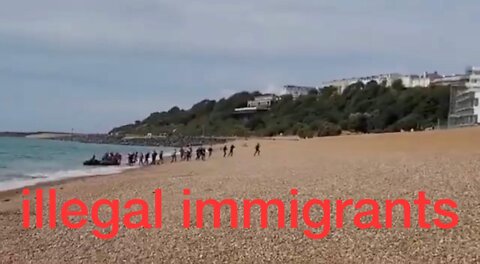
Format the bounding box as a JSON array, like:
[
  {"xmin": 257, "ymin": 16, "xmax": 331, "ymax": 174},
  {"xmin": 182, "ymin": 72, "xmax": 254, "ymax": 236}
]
[{"xmin": 83, "ymin": 159, "xmax": 120, "ymax": 166}]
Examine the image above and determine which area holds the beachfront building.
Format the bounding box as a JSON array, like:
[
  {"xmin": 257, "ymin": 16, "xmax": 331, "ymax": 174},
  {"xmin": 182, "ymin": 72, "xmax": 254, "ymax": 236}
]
[
  {"xmin": 233, "ymin": 94, "xmax": 278, "ymax": 114},
  {"xmin": 431, "ymin": 74, "xmax": 468, "ymax": 87},
  {"xmin": 323, "ymin": 73, "xmax": 401, "ymax": 93},
  {"xmin": 246, "ymin": 94, "xmax": 277, "ymax": 109},
  {"xmin": 448, "ymin": 67, "xmax": 480, "ymax": 127},
  {"xmin": 283, "ymin": 85, "xmax": 318, "ymax": 99},
  {"xmin": 323, "ymin": 72, "xmax": 442, "ymax": 93},
  {"xmin": 400, "ymin": 72, "xmax": 442, "ymax": 88}
]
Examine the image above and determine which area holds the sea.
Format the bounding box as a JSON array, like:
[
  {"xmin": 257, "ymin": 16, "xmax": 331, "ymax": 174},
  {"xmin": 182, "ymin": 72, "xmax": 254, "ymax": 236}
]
[{"xmin": 0, "ymin": 137, "xmax": 173, "ymax": 191}]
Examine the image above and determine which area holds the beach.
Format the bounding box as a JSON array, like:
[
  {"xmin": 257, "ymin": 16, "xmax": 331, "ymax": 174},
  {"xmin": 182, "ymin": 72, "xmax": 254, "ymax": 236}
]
[{"xmin": 0, "ymin": 128, "xmax": 479, "ymax": 263}]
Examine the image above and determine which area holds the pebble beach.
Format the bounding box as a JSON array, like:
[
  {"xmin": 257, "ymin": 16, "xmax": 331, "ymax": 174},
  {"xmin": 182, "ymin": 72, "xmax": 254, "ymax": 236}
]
[{"xmin": 0, "ymin": 128, "xmax": 479, "ymax": 263}]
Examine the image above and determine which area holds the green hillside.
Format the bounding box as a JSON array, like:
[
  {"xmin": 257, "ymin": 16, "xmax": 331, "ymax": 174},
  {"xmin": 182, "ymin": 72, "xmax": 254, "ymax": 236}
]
[{"xmin": 110, "ymin": 81, "xmax": 450, "ymax": 138}]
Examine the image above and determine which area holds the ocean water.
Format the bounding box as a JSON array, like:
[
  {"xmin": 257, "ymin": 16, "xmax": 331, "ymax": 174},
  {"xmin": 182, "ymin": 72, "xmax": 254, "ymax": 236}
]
[{"xmin": 0, "ymin": 137, "xmax": 173, "ymax": 191}]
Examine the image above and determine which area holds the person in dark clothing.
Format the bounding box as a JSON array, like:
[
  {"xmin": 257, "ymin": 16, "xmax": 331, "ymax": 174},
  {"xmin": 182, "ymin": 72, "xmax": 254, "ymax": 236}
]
[
  {"xmin": 223, "ymin": 145, "xmax": 228, "ymax": 157},
  {"xmin": 196, "ymin": 147, "xmax": 201, "ymax": 160},
  {"xmin": 254, "ymin": 143, "xmax": 261, "ymax": 156},
  {"xmin": 128, "ymin": 153, "xmax": 134, "ymax": 165},
  {"xmin": 180, "ymin": 147, "xmax": 185, "ymax": 161},
  {"xmin": 145, "ymin": 152, "xmax": 150, "ymax": 165},
  {"xmin": 228, "ymin": 145, "xmax": 235, "ymax": 157},
  {"xmin": 200, "ymin": 147, "xmax": 206, "ymax": 161},
  {"xmin": 208, "ymin": 146, "xmax": 213, "ymax": 157},
  {"xmin": 186, "ymin": 147, "xmax": 192, "ymax": 161},
  {"xmin": 152, "ymin": 151, "xmax": 158, "ymax": 165},
  {"xmin": 159, "ymin": 151, "xmax": 164, "ymax": 164}
]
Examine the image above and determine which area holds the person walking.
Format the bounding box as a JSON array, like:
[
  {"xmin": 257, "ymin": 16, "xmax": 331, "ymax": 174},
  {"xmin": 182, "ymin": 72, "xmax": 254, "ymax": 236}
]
[
  {"xmin": 254, "ymin": 143, "xmax": 261, "ymax": 156},
  {"xmin": 208, "ymin": 146, "xmax": 213, "ymax": 157},
  {"xmin": 159, "ymin": 150, "xmax": 164, "ymax": 164},
  {"xmin": 152, "ymin": 150, "xmax": 158, "ymax": 165},
  {"xmin": 228, "ymin": 144, "xmax": 235, "ymax": 157},
  {"xmin": 223, "ymin": 145, "xmax": 228, "ymax": 157}
]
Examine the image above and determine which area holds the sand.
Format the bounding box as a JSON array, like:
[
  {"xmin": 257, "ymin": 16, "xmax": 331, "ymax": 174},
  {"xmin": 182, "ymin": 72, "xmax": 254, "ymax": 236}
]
[{"xmin": 0, "ymin": 128, "xmax": 479, "ymax": 263}]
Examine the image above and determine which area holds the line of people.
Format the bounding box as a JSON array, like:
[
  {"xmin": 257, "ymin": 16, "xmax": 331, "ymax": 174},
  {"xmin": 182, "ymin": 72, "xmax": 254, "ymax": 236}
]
[
  {"xmin": 127, "ymin": 151, "xmax": 165, "ymax": 166},
  {"xmin": 111, "ymin": 142, "xmax": 260, "ymax": 167},
  {"xmin": 170, "ymin": 145, "xmax": 218, "ymax": 162}
]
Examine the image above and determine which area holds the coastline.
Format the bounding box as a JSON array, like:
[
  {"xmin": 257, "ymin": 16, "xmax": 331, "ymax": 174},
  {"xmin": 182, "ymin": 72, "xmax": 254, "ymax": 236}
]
[
  {"xmin": 1, "ymin": 130, "xmax": 479, "ymax": 262},
  {"xmin": 0, "ymin": 165, "xmax": 148, "ymax": 201},
  {"xmin": 0, "ymin": 141, "xmax": 228, "ymax": 200}
]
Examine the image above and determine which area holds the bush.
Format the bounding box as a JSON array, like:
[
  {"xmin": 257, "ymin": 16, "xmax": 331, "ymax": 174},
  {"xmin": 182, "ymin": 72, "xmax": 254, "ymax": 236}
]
[
  {"xmin": 111, "ymin": 87, "xmax": 451, "ymax": 137},
  {"xmin": 347, "ymin": 113, "xmax": 369, "ymax": 133},
  {"xmin": 297, "ymin": 125, "xmax": 314, "ymax": 138},
  {"xmin": 317, "ymin": 121, "xmax": 341, "ymax": 137},
  {"xmin": 393, "ymin": 113, "xmax": 421, "ymax": 131}
]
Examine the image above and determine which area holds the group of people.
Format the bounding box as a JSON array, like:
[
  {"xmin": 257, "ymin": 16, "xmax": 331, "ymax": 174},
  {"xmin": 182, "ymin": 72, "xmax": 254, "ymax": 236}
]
[
  {"xmin": 169, "ymin": 145, "xmax": 215, "ymax": 163},
  {"xmin": 94, "ymin": 142, "xmax": 261, "ymax": 167},
  {"xmin": 127, "ymin": 151, "xmax": 164, "ymax": 166},
  {"xmin": 101, "ymin": 152, "xmax": 122, "ymax": 165},
  {"xmin": 219, "ymin": 142, "xmax": 261, "ymax": 157},
  {"xmin": 222, "ymin": 144, "xmax": 235, "ymax": 157}
]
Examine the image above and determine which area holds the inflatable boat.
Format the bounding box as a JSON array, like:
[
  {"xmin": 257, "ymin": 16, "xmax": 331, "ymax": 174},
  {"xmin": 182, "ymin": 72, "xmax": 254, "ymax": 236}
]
[{"xmin": 83, "ymin": 159, "xmax": 120, "ymax": 166}]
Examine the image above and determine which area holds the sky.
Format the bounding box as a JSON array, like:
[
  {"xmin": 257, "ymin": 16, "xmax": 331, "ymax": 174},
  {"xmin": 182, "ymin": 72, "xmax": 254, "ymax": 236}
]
[{"xmin": 1, "ymin": 0, "xmax": 479, "ymax": 133}]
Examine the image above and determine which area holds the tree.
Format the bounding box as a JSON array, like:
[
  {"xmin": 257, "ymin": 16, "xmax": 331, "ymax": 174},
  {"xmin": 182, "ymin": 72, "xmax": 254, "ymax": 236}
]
[
  {"xmin": 320, "ymin": 86, "xmax": 338, "ymax": 98},
  {"xmin": 110, "ymin": 86, "xmax": 450, "ymax": 138},
  {"xmin": 392, "ymin": 79, "xmax": 405, "ymax": 91},
  {"xmin": 308, "ymin": 88, "xmax": 319, "ymax": 95},
  {"xmin": 347, "ymin": 113, "xmax": 369, "ymax": 133},
  {"xmin": 316, "ymin": 121, "xmax": 341, "ymax": 137}
]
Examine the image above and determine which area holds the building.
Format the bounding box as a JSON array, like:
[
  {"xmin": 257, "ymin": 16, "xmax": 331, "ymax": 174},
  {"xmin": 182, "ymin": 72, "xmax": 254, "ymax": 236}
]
[
  {"xmin": 400, "ymin": 72, "xmax": 442, "ymax": 88},
  {"xmin": 233, "ymin": 94, "xmax": 278, "ymax": 115},
  {"xmin": 283, "ymin": 85, "xmax": 318, "ymax": 99},
  {"xmin": 323, "ymin": 73, "xmax": 401, "ymax": 93},
  {"xmin": 323, "ymin": 72, "xmax": 442, "ymax": 93},
  {"xmin": 448, "ymin": 67, "xmax": 480, "ymax": 127},
  {"xmin": 431, "ymin": 74, "xmax": 468, "ymax": 87},
  {"xmin": 246, "ymin": 95, "xmax": 277, "ymax": 109}
]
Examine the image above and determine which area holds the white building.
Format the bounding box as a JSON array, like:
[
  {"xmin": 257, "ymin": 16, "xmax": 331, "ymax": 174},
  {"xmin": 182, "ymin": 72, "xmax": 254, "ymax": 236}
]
[
  {"xmin": 400, "ymin": 72, "xmax": 442, "ymax": 88},
  {"xmin": 431, "ymin": 74, "xmax": 468, "ymax": 87},
  {"xmin": 234, "ymin": 94, "xmax": 278, "ymax": 113},
  {"xmin": 283, "ymin": 85, "xmax": 318, "ymax": 99},
  {"xmin": 323, "ymin": 72, "xmax": 441, "ymax": 93},
  {"xmin": 448, "ymin": 67, "xmax": 480, "ymax": 127},
  {"xmin": 246, "ymin": 95, "xmax": 277, "ymax": 109},
  {"xmin": 323, "ymin": 73, "xmax": 401, "ymax": 93}
]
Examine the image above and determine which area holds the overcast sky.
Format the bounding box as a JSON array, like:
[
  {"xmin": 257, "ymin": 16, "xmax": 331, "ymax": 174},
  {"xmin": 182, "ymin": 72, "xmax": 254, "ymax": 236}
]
[{"xmin": 1, "ymin": 0, "xmax": 479, "ymax": 133}]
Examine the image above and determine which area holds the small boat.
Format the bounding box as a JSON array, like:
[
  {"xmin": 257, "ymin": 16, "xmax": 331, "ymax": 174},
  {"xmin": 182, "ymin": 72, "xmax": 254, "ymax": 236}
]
[{"xmin": 83, "ymin": 159, "xmax": 120, "ymax": 166}]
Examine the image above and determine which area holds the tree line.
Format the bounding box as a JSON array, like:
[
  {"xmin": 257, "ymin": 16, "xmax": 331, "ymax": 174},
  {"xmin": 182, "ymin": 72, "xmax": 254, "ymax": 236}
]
[{"xmin": 110, "ymin": 80, "xmax": 450, "ymax": 138}]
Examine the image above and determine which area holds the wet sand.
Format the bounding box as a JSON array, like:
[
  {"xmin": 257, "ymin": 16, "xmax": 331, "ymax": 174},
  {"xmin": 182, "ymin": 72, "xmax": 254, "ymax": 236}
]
[{"xmin": 0, "ymin": 128, "xmax": 479, "ymax": 263}]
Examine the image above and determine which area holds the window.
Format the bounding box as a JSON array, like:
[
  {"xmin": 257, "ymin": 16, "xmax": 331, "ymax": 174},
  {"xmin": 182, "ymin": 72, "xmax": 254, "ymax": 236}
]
[{"xmin": 476, "ymin": 98, "xmax": 479, "ymax": 107}]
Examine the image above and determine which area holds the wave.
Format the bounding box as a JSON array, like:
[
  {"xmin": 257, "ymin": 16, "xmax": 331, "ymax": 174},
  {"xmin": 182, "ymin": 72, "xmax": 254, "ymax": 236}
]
[{"xmin": 0, "ymin": 166, "xmax": 138, "ymax": 192}]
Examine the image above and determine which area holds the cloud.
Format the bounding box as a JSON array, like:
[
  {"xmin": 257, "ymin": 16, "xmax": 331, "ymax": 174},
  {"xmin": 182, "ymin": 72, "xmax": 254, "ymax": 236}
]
[
  {"xmin": 1, "ymin": 0, "xmax": 478, "ymax": 61},
  {"xmin": 1, "ymin": 0, "xmax": 480, "ymax": 132}
]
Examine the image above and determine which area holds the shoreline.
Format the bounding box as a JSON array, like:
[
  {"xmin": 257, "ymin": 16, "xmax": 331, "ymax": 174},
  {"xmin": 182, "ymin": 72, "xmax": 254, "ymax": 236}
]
[
  {"xmin": 0, "ymin": 128, "xmax": 469, "ymax": 198},
  {"xmin": 0, "ymin": 141, "xmax": 230, "ymax": 201},
  {"xmin": 0, "ymin": 164, "xmax": 149, "ymax": 201},
  {"xmin": 1, "ymin": 129, "xmax": 480, "ymax": 262}
]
